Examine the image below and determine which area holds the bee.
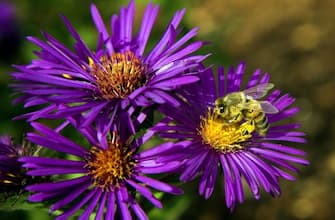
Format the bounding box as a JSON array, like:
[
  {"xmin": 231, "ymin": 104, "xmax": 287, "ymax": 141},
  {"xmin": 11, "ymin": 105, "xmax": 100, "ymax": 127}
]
[{"xmin": 214, "ymin": 83, "xmax": 279, "ymax": 136}]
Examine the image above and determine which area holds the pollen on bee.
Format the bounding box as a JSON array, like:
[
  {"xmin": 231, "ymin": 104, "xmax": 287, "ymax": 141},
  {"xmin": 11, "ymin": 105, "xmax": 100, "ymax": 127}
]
[{"xmin": 198, "ymin": 108, "xmax": 255, "ymax": 153}]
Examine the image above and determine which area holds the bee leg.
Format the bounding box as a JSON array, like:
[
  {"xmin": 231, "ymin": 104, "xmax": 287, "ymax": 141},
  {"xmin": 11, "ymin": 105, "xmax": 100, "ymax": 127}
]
[
  {"xmin": 239, "ymin": 120, "xmax": 256, "ymax": 137},
  {"xmin": 228, "ymin": 113, "xmax": 242, "ymax": 123}
]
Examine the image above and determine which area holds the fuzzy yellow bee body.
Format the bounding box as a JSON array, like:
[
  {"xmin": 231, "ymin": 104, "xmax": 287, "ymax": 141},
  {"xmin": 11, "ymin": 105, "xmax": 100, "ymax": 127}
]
[{"xmin": 214, "ymin": 83, "xmax": 278, "ymax": 136}]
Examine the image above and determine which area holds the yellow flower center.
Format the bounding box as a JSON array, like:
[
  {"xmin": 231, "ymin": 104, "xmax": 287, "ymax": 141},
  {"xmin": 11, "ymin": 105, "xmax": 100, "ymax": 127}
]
[
  {"xmin": 90, "ymin": 51, "xmax": 147, "ymax": 100},
  {"xmin": 198, "ymin": 109, "xmax": 255, "ymax": 153},
  {"xmin": 85, "ymin": 134, "xmax": 136, "ymax": 191}
]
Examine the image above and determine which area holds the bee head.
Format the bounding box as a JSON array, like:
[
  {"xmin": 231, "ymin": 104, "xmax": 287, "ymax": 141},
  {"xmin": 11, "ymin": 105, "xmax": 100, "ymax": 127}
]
[
  {"xmin": 214, "ymin": 103, "xmax": 227, "ymax": 117},
  {"xmin": 218, "ymin": 104, "xmax": 225, "ymax": 113}
]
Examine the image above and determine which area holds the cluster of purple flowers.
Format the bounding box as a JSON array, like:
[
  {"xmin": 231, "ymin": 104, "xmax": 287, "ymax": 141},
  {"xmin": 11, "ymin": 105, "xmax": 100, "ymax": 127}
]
[{"xmin": 2, "ymin": 0, "xmax": 308, "ymax": 219}]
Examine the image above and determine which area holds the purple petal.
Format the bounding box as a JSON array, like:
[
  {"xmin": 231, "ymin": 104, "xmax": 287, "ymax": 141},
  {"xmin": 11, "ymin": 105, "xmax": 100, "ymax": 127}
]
[
  {"xmin": 180, "ymin": 150, "xmax": 208, "ymax": 181},
  {"xmin": 55, "ymin": 188, "xmax": 97, "ymax": 220},
  {"xmin": 126, "ymin": 179, "xmax": 162, "ymax": 208},
  {"xmin": 116, "ymin": 187, "xmax": 132, "ymax": 220},
  {"xmin": 129, "ymin": 196, "xmax": 149, "ymax": 220},
  {"xmin": 78, "ymin": 189, "xmax": 102, "ymax": 220},
  {"xmin": 134, "ymin": 175, "xmax": 183, "ymax": 195},
  {"xmin": 139, "ymin": 161, "xmax": 182, "ymax": 174},
  {"xmin": 95, "ymin": 192, "xmax": 107, "ymax": 220},
  {"xmin": 261, "ymin": 142, "xmax": 306, "ymax": 156},
  {"xmin": 250, "ymin": 148, "xmax": 309, "ymax": 165},
  {"xmin": 136, "ymin": 2, "xmax": 159, "ymax": 56},
  {"xmin": 146, "ymin": 8, "xmax": 186, "ymax": 62},
  {"xmin": 151, "ymin": 75, "xmax": 199, "ymax": 90},
  {"xmin": 26, "ymin": 176, "xmax": 89, "ymax": 192},
  {"xmin": 246, "ymin": 68, "xmax": 262, "ymax": 89},
  {"xmin": 27, "ymin": 167, "xmax": 87, "ymax": 176},
  {"xmin": 90, "ymin": 4, "xmax": 109, "ymax": 41},
  {"xmin": 50, "ymin": 181, "xmax": 91, "ymax": 212},
  {"xmin": 105, "ymin": 192, "xmax": 115, "ymax": 220},
  {"xmin": 20, "ymin": 156, "xmax": 84, "ymax": 169}
]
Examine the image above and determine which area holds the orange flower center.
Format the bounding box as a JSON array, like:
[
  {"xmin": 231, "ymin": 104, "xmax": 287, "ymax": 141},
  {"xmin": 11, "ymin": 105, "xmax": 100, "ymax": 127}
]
[
  {"xmin": 90, "ymin": 51, "xmax": 147, "ymax": 100},
  {"xmin": 85, "ymin": 134, "xmax": 136, "ymax": 191}
]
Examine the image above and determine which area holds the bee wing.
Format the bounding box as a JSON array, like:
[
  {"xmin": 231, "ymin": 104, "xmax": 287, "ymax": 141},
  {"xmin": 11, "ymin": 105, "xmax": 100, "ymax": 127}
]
[
  {"xmin": 243, "ymin": 83, "xmax": 274, "ymax": 100},
  {"xmin": 259, "ymin": 101, "xmax": 279, "ymax": 114}
]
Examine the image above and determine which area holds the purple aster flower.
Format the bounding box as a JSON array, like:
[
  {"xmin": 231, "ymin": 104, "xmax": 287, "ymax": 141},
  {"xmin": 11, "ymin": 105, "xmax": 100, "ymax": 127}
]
[
  {"xmin": 153, "ymin": 62, "xmax": 309, "ymax": 210},
  {"xmin": 12, "ymin": 0, "xmax": 205, "ymax": 131},
  {"xmin": 20, "ymin": 119, "xmax": 185, "ymax": 220},
  {"xmin": 0, "ymin": 135, "xmax": 34, "ymax": 194}
]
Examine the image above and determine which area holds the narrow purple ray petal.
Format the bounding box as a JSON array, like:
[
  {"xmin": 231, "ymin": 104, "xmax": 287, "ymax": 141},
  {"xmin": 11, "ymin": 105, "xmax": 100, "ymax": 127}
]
[
  {"xmin": 134, "ymin": 175, "xmax": 183, "ymax": 195},
  {"xmin": 144, "ymin": 91, "xmax": 165, "ymax": 104},
  {"xmin": 261, "ymin": 154, "xmax": 300, "ymax": 173},
  {"xmin": 151, "ymin": 75, "xmax": 199, "ymax": 90},
  {"xmin": 28, "ymin": 191, "xmax": 60, "ymax": 202},
  {"xmin": 259, "ymin": 73, "xmax": 270, "ymax": 84},
  {"xmin": 137, "ymin": 142, "xmax": 174, "ymax": 158},
  {"xmin": 81, "ymin": 102, "xmax": 109, "ymax": 127},
  {"xmin": 30, "ymin": 122, "xmax": 87, "ymax": 152},
  {"xmin": 139, "ymin": 161, "xmax": 181, "ymax": 174},
  {"xmin": 226, "ymin": 66, "xmax": 236, "ymax": 93},
  {"xmin": 60, "ymin": 15, "xmax": 94, "ymax": 60},
  {"xmin": 163, "ymin": 27, "xmax": 199, "ymax": 56},
  {"xmin": 232, "ymin": 62, "xmax": 246, "ymax": 92},
  {"xmin": 111, "ymin": 14, "xmax": 120, "ymax": 47},
  {"xmin": 180, "ymin": 150, "xmax": 208, "ymax": 182},
  {"xmin": 26, "ymin": 176, "xmax": 89, "ymax": 192},
  {"xmin": 273, "ymin": 166, "xmax": 296, "ymax": 181},
  {"xmin": 246, "ymin": 68, "xmax": 262, "ymax": 88},
  {"xmin": 50, "ymin": 181, "xmax": 91, "ymax": 212},
  {"xmin": 198, "ymin": 68, "xmax": 216, "ymax": 98},
  {"xmin": 238, "ymin": 153, "xmax": 273, "ymax": 193},
  {"xmin": 116, "ymin": 187, "xmax": 132, "ymax": 220},
  {"xmin": 228, "ymin": 154, "xmax": 260, "ymax": 199},
  {"xmin": 129, "ymin": 196, "xmax": 149, "ymax": 220},
  {"xmin": 250, "ymin": 148, "xmax": 309, "ymax": 165},
  {"xmin": 150, "ymin": 62, "xmax": 199, "ymax": 83},
  {"xmin": 78, "ymin": 189, "xmax": 102, "ymax": 220},
  {"xmin": 267, "ymin": 89, "xmax": 281, "ymax": 102},
  {"xmin": 126, "ymin": 179, "xmax": 162, "ymax": 208},
  {"xmin": 27, "ymin": 133, "xmax": 85, "ymax": 158},
  {"xmin": 263, "ymin": 135, "xmax": 306, "ymax": 143},
  {"xmin": 105, "ymin": 192, "xmax": 115, "ymax": 220},
  {"xmin": 25, "ymin": 37, "xmax": 84, "ymax": 73},
  {"xmin": 153, "ymin": 41, "xmax": 203, "ymax": 70},
  {"xmin": 223, "ymin": 154, "xmax": 244, "ymax": 203},
  {"xmin": 136, "ymin": 2, "xmax": 159, "ymax": 56},
  {"xmin": 261, "ymin": 142, "xmax": 306, "ymax": 156},
  {"xmin": 27, "ymin": 167, "xmax": 87, "ymax": 176},
  {"xmin": 146, "ymin": 8, "xmax": 186, "ymax": 62},
  {"xmin": 55, "ymin": 188, "xmax": 97, "ymax": 220},
  {"xmin": 199, "ymin": 153, "xmax": 217, "ymax": 199},
  {"xmin": 90, "ymin": 4, "xmax": 109, "ymax": 41},
  {"xmin": 220, "ymin": 155, "xmax": 236, "ymax": 208},
  {"xmin": 21, "ymin": 157, "xmax": 84, "ymax": 169},
  {"xmin": 270, "ymin": 123, "xmax": 300, "ymax": 131},
  {"xmin": 217, "ymin": 66, "xmax": 226, "ymax": 97},
  {"xmin": 95, "ymin": 192, "xmax": 107, "ymax": 220}
]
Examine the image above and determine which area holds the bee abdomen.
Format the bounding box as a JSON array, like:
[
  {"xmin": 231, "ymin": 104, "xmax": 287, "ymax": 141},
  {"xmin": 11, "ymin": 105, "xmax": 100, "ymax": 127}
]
[{"xmin": 254, "ymin": 112, "xmax": 269, "ymax": 136}]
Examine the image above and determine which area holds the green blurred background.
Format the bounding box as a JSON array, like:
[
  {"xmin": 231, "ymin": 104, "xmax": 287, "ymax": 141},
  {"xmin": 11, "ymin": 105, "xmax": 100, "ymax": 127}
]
[{"xmin": 1, "ymin": 0, "xmax": 334, "ymax": 219}]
